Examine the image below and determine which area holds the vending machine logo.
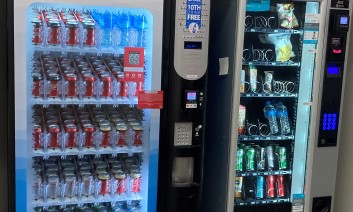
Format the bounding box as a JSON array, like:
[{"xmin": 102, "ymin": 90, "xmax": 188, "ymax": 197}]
[{"xmin": 186, "ymin": 0, "xmax": 202, "ymax": 33}]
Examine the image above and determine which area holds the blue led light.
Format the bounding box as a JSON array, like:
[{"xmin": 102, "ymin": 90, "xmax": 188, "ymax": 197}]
[
  {"xmin": 328, "ymin": 126, "xmax": 331, "ymax": 130},
  {"xmin": 324, "ymin": 114, "xmax": 328, "ymax": 118},
  {"xmin": 332, "ymin": 126, "xmax": 336, "ymax": 130},
  {"xmin": 328, "ymin": 114, "xmax": 332, "ymax": 118},
  {"xmin": 323, "ymin": 127, "xmax": 327, "ymax": 130},
  {"xmin": 333, "ymin": 114, "xmax": 337, "ymax": 118}
]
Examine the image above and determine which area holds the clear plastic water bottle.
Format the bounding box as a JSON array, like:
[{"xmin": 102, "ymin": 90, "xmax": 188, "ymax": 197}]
[
  {"xmin": 263, "ymin": 101, "xmax": 279, "ymax": 135},
  {"xmin": 276, "ymin": 101, "xmax": 290, "ymax": 135},
  {"xmin": 117, "ymin": 13, "xmax": 131, "ymax": 48},
  {"xmin": 133, "ymin": 15, "xmax": 147, "ymax": 48}
]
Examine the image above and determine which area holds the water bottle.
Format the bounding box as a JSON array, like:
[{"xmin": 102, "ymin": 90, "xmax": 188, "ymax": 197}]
[
  {"xmin": 276, "ymin": 101, "xmax": 290, "ymax": 135},
  {"xmin": 117, "ymin": 13, "xmax": 131, "ymax": 48},
  {"xmin": 263, "ymin": 101, "xmax": 279, "ymax": 134},
  {"xmin": 102, "ymin": 11, "xmax": 113, "ymax": 48},
  {"xmin": 133, "ymin": 15, "xmax": 147, "ymax": 48}
]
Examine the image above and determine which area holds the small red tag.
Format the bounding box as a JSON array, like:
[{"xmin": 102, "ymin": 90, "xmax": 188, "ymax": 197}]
[{"xmin": 138, "ymin": 91, "xmax": 164, "ymax": 109}]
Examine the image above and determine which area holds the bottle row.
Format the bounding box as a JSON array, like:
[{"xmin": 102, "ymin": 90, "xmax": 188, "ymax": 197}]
[
  {"xmin": 31, "ymin": 52, "xmax": 143, "ymax": 102},
  {"xmin": 32, "ymin": 105, "xmax": 144, "ymax": 153},
  {"xmin": 236, "ymin": 143, "xmax": 289, "ymax": 172},
  {"xmin": 238, "ymin": 101, "xmax": 291, "ymax": 136},
  {"xmin": 31, "ymin": 8, "xmax": 149, "ymax": 49},
  {"xmin": 34, "ymin": 200, "xmax": 141, "ymax": 212},
  {"xmin": 33, "ymin": 154, "xmax": 142, "ymax": 204},
  {"xmin": 240, "ymin": 66, "xmax": 296, "ymax": 95},
  {"xmin": 234, "ymin": 175, "xmax": 288, "ymax": 200}
]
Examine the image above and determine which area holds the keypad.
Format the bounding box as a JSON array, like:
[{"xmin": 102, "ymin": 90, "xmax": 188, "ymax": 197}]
[
  {"xmin": 322, "ymin": 113, "xmax": 338, "ymax": 131},
  {"xmin": 174, "ymin": 122, "xmax": 193, "ymax": 146}
]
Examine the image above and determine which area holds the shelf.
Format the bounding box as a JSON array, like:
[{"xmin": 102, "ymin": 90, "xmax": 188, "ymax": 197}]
[
  {"xmin": 236, "ymin": 170, "xmax": 292, "ymax": 177},
  {"xmin": 242, "ymin": 61, "xmax": 300, "ymax": 66},
  {"xmin": 238, "ymin": 135, "xmax": 294, "ymax": 141},
  {"xmin": 234, "ymin": 198, "xmax": 290, "ymax": 206},
  {"xmin": 240, "ymin": 93, "xmax": 297, "ymax": 98},
  {"xmin": 32, "ymin": 97, "xmax": 138, "ymax": 106},
  {"xmin": 245, "ymin": 28, "xmax": 303, "ymax": 34},
  {"xmin": 32, "ymin": 146, "xmax": 144, "ymax": 158},
  {"xmin": 33, "ymin": 193, "xmax": 142, "ymax": 208}
]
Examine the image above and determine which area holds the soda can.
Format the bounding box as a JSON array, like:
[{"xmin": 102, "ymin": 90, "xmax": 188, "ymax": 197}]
[
  {"xmin": 32, "ymin": 19, "xmax": 43, "ymax": 45},
  {"xmin": 33, "ymin": 124, "xmax": 42, "ymax": 149},
  {"xmin": 48, "ymin": 20, "xmax": 61, "ymax": 46},
  {"xmin": 66, "ymin": 21, "xmax": 79, "ymax": 46},
  {"xmin": 65, "ymin": 73, "xmax": 78, "ymax": 97},
  {"xmin": 131, "ymin": 170, "xmax": 141, "ymax": 193},
  {"xmin": 276, "ymin": 175, "xmax": 285, "ymax": 197},
  {"xmin": 277, "ymin": 147, "xmax": 287, "ymax": 170},
  {"xmin": 234, "ymin": 177, "xmax": 243, "ymax": 199},
  {"xmin": 257, "ymin": 147, "xmax": 266, "ymax": 171},
  {"xmin": 101, "ymin": 74, "xmax": 112, "ymax": 98},
  {"xmin": 236, "ymin": 148, "xmax": 244, "ymax": 171},
  {"xmin": 32, "ymin": 73, "xmax": 42, "ymax": 97},
  {"xmin": 246, "ymin": 147, "xmax": 255, "ymax": 171},
  {"xmin": 266, "ymin": 146, "xmax": 274, "ymax": 170},
  {"xmin": 256, "ymin": 176, "xmax": 264, "ymax": 199},
  {"xmin": 266, "ymin": 175, "xmax": 275, "ymax": 198},
  {"xmin": 132, "ymin": 125, "xmax": 143, "ymax": 146}
]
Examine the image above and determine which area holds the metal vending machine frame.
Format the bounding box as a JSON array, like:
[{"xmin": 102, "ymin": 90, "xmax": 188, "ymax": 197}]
[
  {"xmin": 201, "ymin": 0, "xmax": 352, "ymax": 211},
  {"xmin": 13, "ymin": 0, "xmax": 163, "ymax": 211}
]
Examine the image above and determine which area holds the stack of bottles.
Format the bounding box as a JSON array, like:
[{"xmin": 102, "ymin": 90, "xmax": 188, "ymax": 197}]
[
  {"xmin": 31, "ymin": 52, "xmax": 142, "ymax": 101},
  {"xmin": 32, "ymin": 105, "xmax": 144, "ymax": 153},
  {"xmin": 31, "ymin": 8, "xmax": 149, "ymax": 49},
  {"xmin": 236, "ymin": 143, "xmax": 288, "ymax": 172},
  {"xmin": 33, "ymin": 154, "xmax": 142, "ymax": 203},
  {"xmin": 235, "ymin": 175, "xmax": 287, "ymax": 200}
]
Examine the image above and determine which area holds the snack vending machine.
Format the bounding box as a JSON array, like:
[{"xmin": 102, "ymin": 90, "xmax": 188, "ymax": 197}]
[
  {"xmin": 14, "ymin": 0, "xmax": 163, "ymax": 211},
  {"xmin": 201, "ymin": 0, "xmax": 351, "ymax": 211}
]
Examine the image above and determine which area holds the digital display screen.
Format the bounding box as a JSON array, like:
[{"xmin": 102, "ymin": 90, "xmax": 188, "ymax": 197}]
[
  {"xmin": 187, "ymin": 92, "xmax": 197, "ymax": 100},
  {"xmin": 184, "ymin": 41, "xmax": 202, "ymax": 49},
  {"xmin": 340, "ymin": 16, "xmax": 348, "ymax": 25},
  {"xmin": 327, "ymin": 65, "xmax": 340, "ymax": 75}
]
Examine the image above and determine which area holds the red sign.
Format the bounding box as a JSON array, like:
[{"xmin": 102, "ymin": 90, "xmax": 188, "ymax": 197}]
[
  {"xmin": 138, "ymin": 91, "xmax": 164, "ymax": 109},
  {"xmin": 124, "ymin": 47, "xmax": 144, "ymax": 82}
]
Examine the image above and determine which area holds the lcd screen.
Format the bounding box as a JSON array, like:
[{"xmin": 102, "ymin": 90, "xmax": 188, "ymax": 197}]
[
  {"xmin": 187, "ymin": 92, "xmax": 197, "ymax": 100},
  {"xmin": 340, "ymin": 16, "xmax": 348, "ymax": 25},
  {"xmin": 184, "ymin": 41, "xmax": 202, "ymax": 49}
]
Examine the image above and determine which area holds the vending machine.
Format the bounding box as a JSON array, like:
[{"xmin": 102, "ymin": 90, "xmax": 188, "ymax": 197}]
[
  {"xmin": 14, "ymin": 0, "xmax": 163, "ymax": 211},
  {"xmin": 200, "ymin": 0, "xmax": 352, "ymax": 211}
]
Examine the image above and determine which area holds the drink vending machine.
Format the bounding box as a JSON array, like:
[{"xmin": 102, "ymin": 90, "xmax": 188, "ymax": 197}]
[
  {"xmin": 14, "ymin": 0, "xmax": 163, "ymax": 211},
  {"xmin": 200, "ymin": 0, "xmax": 352, "ymax": 211}
]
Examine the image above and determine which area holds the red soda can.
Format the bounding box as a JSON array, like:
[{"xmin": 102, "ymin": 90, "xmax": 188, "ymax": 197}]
[
  {"xmin": 132, "ymin": 125, "xmax": 143, "ymax": 146},
  {"xmin": 115, "ymin": 171, "xmax": 126, "ymax": 194},
  {"xmin": 66, "ymin": 21, "xmax": 79, "ymax": 46},
  {"xmin": 33, "ymin": 124, "xmax": 42, "ymax": 149},
  {"xmin": 116, "ymin": 124, "xmax": 127, "ymax": 146},
  {"xmin": 266, "ymin": 175, "xmax": 275, "ymax": 198},
  {"xmin": 65, "ymin": 124, "xmax": 78, "ymax": 148},
  {"xmin": 118, "ymin": 74, "xmax": 127, "ymax": 97},
  {"xmin": 32, "ymin": 73, "xmax": 42, "ymax": 97},
  {"xmin": 82, "ymin": 73, "xmax": 95, "ymax": 97},
  {"xmin": 276, "ymin": 175, "xmax": 285, "ymax": 197},
  {"xmin": 65, "ymin": 73, "xmax": 78, "ymax": 97},
  {"xmin": 48, "ymin": 124, "xmax": 60, "ymax": 149},
  {"xmin": 131, "ymin": 170, "xmax": 141, "ymax": 193},
  {"xmin": 101, "ymin": 74, "xmax": 112, "ymax": 98},
  {"xmin": 98, "ymin": 172, "xmax": 110, "ymax": 195},
  {"xmin": 135, "ymin": 81, "xmax": 143, "ymax": 96},
  {"xmin": 32, "ymin": 19, "xmax": 43, "ymax": 45},
  {"xmin": 48, "ymin": 20, "xmax": 61, "ymax": 46},
  {"xmin": 83, "ymin": 22, "xmax": 95, "ymax": 47},
  {"xmin": 99, "ymin": 123, "xmax": 111, "ymax": 147},
  {"xmin": 47, "ymin": 74, "xmax": 61, "ymax": 98},
  {"xmin": 82, "ymin": 123, "xmax": 95, "ymax": 148}
]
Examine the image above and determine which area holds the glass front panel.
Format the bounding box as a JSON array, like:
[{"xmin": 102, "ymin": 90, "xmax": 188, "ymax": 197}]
[
  {"xmin": 16, "ymin": 3, "xmax": 155, "ymax": 211},
  {"xmin": 234, "ymin": 0, "xmax": 320, "ymax": 207}
]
